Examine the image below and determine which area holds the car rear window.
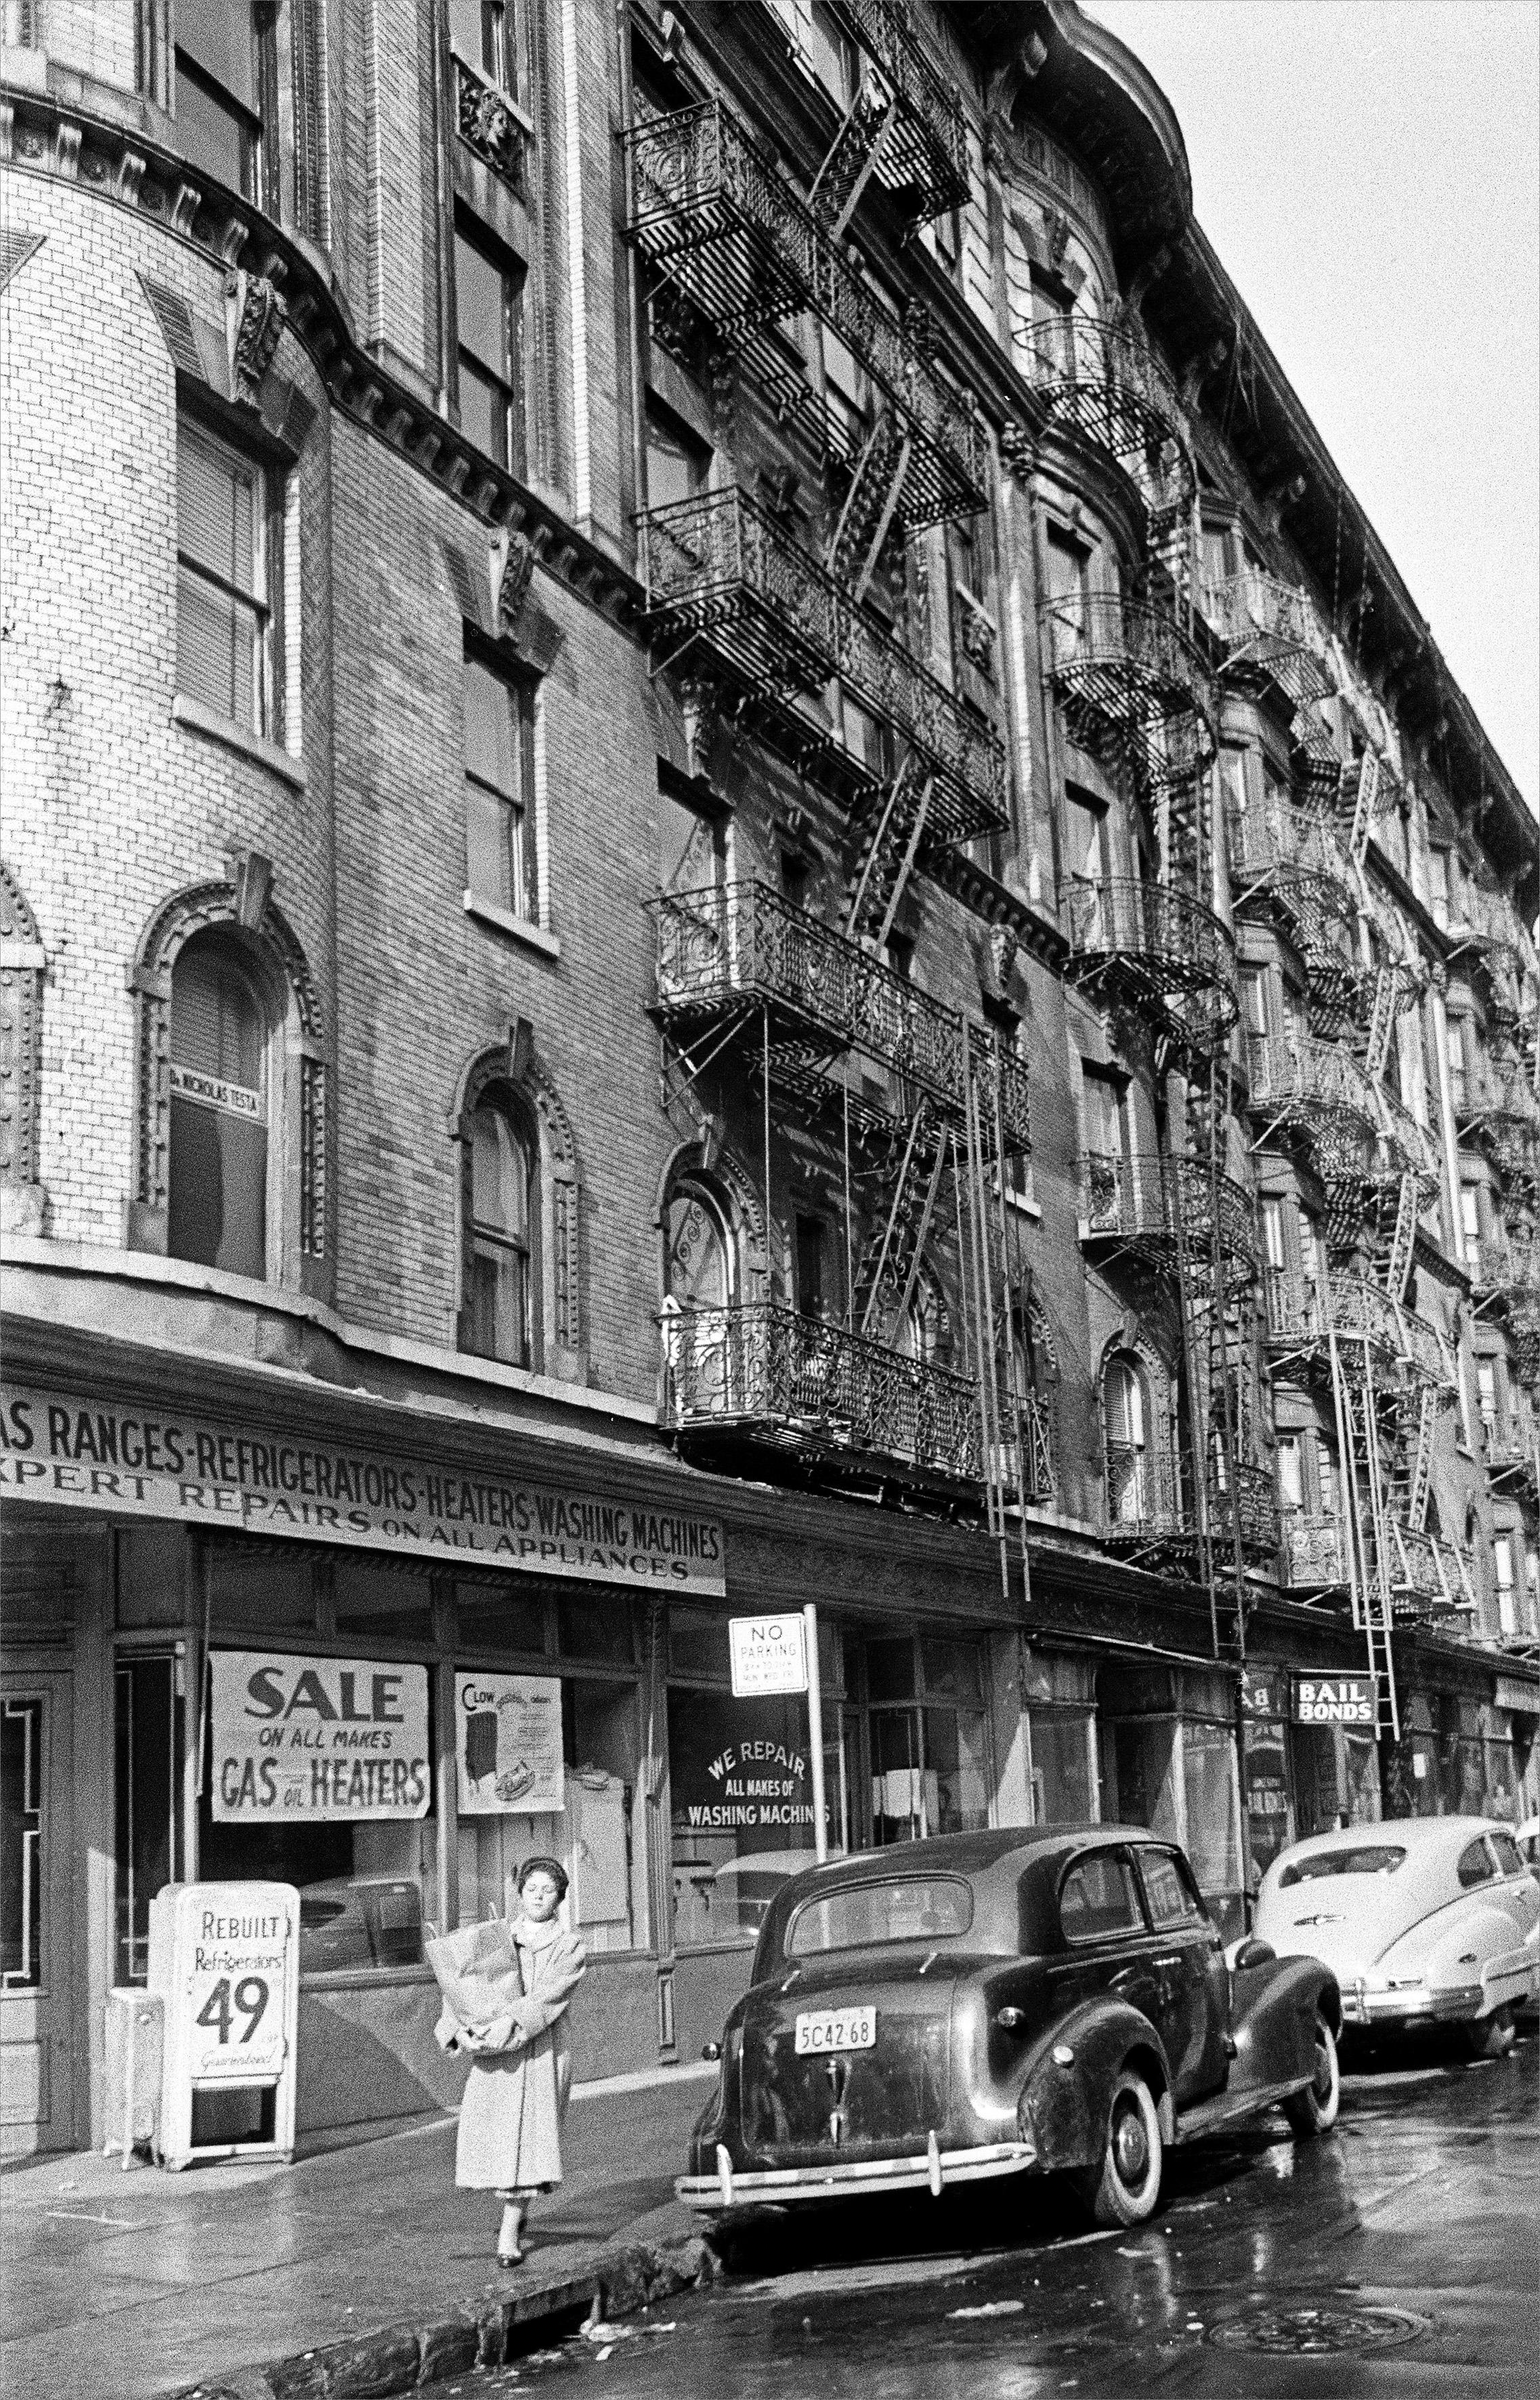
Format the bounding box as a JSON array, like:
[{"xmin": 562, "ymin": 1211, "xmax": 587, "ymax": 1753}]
[
  {"xmin": 1278, "ymin": 1845, "xmax": 1406, "ymax": 1887},
  {"xmin": 1059, "ymin": 1853, "xmax": 1143, "ymax": 1942},
  {"xmin": 1140, "ymin": 1849, "xmax": 1206, "ymax": 1927},
  {"xmin": 786, "ymin": 1876, "xmax": 973, "ymax": 1956}
]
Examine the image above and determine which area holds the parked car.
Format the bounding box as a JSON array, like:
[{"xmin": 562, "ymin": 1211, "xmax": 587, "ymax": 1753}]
[
  {"xmin": 1515, "ymin": 1815, "xmax": 1539, "ymax": 1881},
  {"xmin": 1254, "ymin": 1817, "xmax": 1540, "ymax": 2057},
  {"xmin": 678, "ymin": 1826, "xmax": 1341, "ymax": 2229}
]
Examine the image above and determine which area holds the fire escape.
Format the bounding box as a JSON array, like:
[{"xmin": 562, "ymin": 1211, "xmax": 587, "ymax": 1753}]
[
  {"xmin": 1211, "ymin": 577, "xmax": 1479, "ymax": 1733},
  {"xmin": 1029, "ymin": 318, "xmax": 1257, "ymax": 1614},
  {"xmin": 626, "ymin": 17, "xmax": 1033, "ymax": 1532}
]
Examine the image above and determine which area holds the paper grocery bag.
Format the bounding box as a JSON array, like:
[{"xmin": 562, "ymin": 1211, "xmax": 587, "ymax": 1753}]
[{"xmin": 425, "ymin": 1916, "xmax": 524, "ymax": 2029}]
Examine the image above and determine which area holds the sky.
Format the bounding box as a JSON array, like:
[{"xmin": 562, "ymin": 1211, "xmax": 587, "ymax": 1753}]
[{"xmin": 1087, "ymin": 0, "xmax": 1540, "ymax": 817}]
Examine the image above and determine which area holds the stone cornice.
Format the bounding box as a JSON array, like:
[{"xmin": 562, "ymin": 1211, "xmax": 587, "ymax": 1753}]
[{"xmin": 0, "ymin": 79, "xmax": 642, "ymax": 630}]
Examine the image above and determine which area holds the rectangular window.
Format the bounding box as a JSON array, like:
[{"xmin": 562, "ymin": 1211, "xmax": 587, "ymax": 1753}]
[
  {"xmin": 464, "ymin": 653, "xmax": 536, "ymax": 921},
  {"xmin": 657, "ymin": 788, "xmax": 724, "ymax": 892},
  {"xmin": 1239, "ymin": 967, "xmax": 1269, "ymax": 1039},
  {"xmin": 1427, "ymin": 847, "xmax": 1451, "ymax": 924},
  {"xmin": 1495, "ymin": 1536, "xmax": 1516, "ymax": 1634},
  {"xmin": 1461, "ymin": 1184, "xmax": 1482, "ymax": 1275},
  {"xmin": 1445, "ymin": 1019, "xmax": 1467, "ymax": 1104},
  {"xmin": 177, "ymin": 417, "xmax": 272, "ymax": 734},
  {"xmin": 175, "ymin": 0, "xmax": 263, "ymax": 200},
  {"xmin": 1082, "ymin": 1067, "xmax": 1124, "ymax": 1166},
  {"xmin": 1277, "ymin": 1433, "xmax": 1304, "ymax": 1512},
  {"xmin": 645, "ymin": 402, "xmax": 708, "ymax": 512},
  {"xmin": 114, "ymin": 1654, "xmax": 186, "ymax": 1985},
  {"xmin": 1314, "ymin": 1436, "xmax": 1338, "ymax": 1520},
  {"xmin": 1044, "ymin": 527, "xmax": 1090, "ymax": 614},
  {"xmin": 456, "ymin": 225, "xmax": 525, "ymax": 473},
  {"xmin": 1064, "ymin": 788, "xmax": 1105, "ymax": 887},
  {"xmin": 449, "ymin": 0, "xmax": 519, "ymax": 95},
  {"xmin": 822, "ymin": 329, "xmax": 871, "ymax": 459},
  {"xmin": 1261, "ymin": 1197, "xmax": 1287, "ymax": 1274},
  {"xmin": 1476, "ymin": 1360, "xmax": 1499, "ymax": 1434}
]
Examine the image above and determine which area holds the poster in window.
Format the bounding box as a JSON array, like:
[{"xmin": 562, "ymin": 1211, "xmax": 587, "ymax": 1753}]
[
  {"xmin": 211, "ymin": 1651, "xmax": 430, "ymax": 1822},
  {"xmin": 455, "ymin": 1670, "xmax": 564, "ymax": 1815}
]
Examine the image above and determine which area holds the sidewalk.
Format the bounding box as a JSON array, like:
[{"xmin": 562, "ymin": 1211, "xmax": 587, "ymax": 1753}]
[{"xmin": 0, "ymin": 2065, "xmax": 719, "ymax": 2400}]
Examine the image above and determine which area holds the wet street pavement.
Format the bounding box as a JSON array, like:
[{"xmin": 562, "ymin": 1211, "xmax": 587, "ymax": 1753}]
[{"xmin": 451, "ymin": 2032, "xmax": 1538, "ymax": 2398}]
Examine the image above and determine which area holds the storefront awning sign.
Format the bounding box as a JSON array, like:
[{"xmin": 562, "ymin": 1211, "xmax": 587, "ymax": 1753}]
[
  {"xmin": 456, "ymin": 1670, "xmax": 563, "ymax": 1815},
  {"xmin": 0, "ymin": 1381, "xmax": 725, "ymax": 1594},
  {"xmin": 1241, "ymin": 1668, "xmax": 1283, "ymax": 1722},
  {"xmin": 1493, "ymin": 1675, "xmax": 1540, "ymax": 1719},
  {"xmin": 211, "ymin": 1651, "xmax": 431, "ymax": 1822},
  {"xmin": 729, "ymin": 1613, "xmax": 809, "ymax": 1698},
  {"xmin": 1293, "ymin": 1674, "xmax": 1375, "ymax": 1727}
]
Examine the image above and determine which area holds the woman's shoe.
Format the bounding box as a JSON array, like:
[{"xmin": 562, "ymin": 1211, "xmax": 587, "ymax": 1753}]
[{"xmin": 496, "ymin": 2248, "xmax": 524, "ymax": 2269}]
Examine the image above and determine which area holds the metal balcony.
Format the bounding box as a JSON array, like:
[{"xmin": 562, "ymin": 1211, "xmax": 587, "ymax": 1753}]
[
  {"xmin": 1281, "ymin": 1513, "xmax": 1350, "ymax": 1591},
  {"xmin": 639, "ymin": 490, "xmax": 1007, "ymax": 842},
  {"xmin": 647, "ymin": 880, "xmax": 1029, "ymax": 1151},
  {"xmin": 661, "ymin": 1300, "xmax": 981, "ymax": 1491},
  {"xmin": 1065, "ymin": 879, "xmax": 1237, "ymax": 1050},
  {"xmin": 1244, "ymin": 1034, "xmax": 1379, "ymax": 1170},
  {"xmin": 1280, "ymin": 1513, "xmax": 1474, "ymax": 1622},
  {"xmin": 1020, "ymin": 317, "xmax": 1191, "ymax": 511},
  {"xmin": 1079, "ymin": 1151, "xmax": 1256, "ymax": 1279},
  {"xmin": 1264, "ymin": 1267, "xmax": 1453, "ymax": 1391},
  {"xmin": 1103, "ymin": 1445, "xmax": 1277, "ymax": 1565},
  {"xmin": 1226, "ymin": 801, "xmax": 1357, "ymax": 929},
  {"xmin": 821, "ymin": 0, "xmax": 970, "ymax": 223},
  {"xmin": 1040, "ymin": 591, "xmax": 1216, "ymax": 788},
  {"xmin": 1203, "ymin": 572, "xmax": 1334, "ymax": 716},
  {"xmin": 625, "ymin": 102, "xmax": 983, "ymax": 520}
]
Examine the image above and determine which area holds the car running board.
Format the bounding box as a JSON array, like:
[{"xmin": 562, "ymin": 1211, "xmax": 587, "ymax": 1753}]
[{"xmin": 1170, "ymin": 2074, "xmax": 1312, "ymax": 2147}]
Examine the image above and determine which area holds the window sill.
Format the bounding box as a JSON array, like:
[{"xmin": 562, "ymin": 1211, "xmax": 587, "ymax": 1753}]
[
  {"xmin": 463, "ymin": 889, "xmax": 560, "ymax": 960},
  {"xmin": 1005, "ymin": 1187, "xmax": 1042, "ymax": 1221},
  {"xmin": 173, "ymin": 694, "xmax": 307, "ymax": 790}
]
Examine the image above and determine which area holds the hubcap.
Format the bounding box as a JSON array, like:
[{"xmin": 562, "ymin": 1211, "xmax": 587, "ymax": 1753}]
[{"xmin": 1113, "ymin": 2101, "xmax": 1149, "ymax": 2182}]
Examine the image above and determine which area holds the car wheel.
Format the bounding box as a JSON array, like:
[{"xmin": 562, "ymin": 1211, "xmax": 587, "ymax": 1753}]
[
  {"xmin": 1464, "ymin": 2004, "xmax": 1516, "ymax": 2061},
  {"xmin": 1283, "ymin": 2010, "xmax": 1340, "ymax": 2136},
  {"xmin": 1073, "ymin": 2067, "xmax": 1163, "ymax": 2227}
]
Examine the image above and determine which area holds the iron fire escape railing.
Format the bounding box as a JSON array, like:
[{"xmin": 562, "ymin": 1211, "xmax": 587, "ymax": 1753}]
[
  {"xmin": 624, "ymin": 100, "xmax": 984, "ymax": 521},
  {"xmin": 660, "ymin": 1299, "xmax": 982, "ymax": 1486},
  {"xmin": 1063, "ymin": 878, "xmax": 1237, "ymax": 1055},
  {"xmin": 1079, "ymin": 1151, "xmax": 1256, "ymax": 1279},
  {"xmin": 1038, "ymin": 589, "xmax": 1217, "ymax": 789},
  {"xmin": 638, "ymin": 489, "xmax": 1007, "ymax": 843}
]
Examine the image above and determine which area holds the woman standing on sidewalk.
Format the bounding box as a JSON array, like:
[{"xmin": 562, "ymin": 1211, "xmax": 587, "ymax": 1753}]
[{"xmin": 438, "ymin": 1858, "xmax": 586, "ymax": 2267}]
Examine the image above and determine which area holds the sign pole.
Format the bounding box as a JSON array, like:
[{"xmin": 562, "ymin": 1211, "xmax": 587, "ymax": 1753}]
[{"xmin": 805, "ymin": 1602, "xmax": 828, "ymax": 1864}]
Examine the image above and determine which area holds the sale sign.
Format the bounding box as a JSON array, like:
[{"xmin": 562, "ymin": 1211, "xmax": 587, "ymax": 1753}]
[
  {"xmin": 184, "ymin": 1893, "xmax": 296, "ymax": 2081},
  {"xmin": 211, "ymin": 1651, "xmax": 431, "ymax": 1822}
]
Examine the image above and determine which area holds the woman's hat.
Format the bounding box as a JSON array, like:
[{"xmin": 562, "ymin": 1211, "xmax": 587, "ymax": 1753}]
[{"xmin": 517, "ymin": 1855, "xmax": 569, "ymax": 1900}]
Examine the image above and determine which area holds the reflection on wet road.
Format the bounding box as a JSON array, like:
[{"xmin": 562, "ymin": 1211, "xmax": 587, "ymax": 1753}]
[{"xmin": 444, "ymin": 2034, "xmax": 1538, "ymax": 2397}]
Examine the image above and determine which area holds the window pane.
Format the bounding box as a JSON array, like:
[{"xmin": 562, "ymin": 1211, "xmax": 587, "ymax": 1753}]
[
  {"xmin": 177, "ymin": 0, "xmax": 257, "ymax": 108},
  {"xmin": 666, "ymin": 1189, "xmax": 728, "ymax": 1307},
  {"xmin": 456, "ymin": 234, "xmax": 509, "ymax": 375},
  {"xmin": 175, "ymin": 61, "xmax": 255, "ymax": 195},
  {"xmin": 172, "ymin": 946, "xmax": 265, "ymax": 1093},
  {"xmin": 865, "ymin": 1637, "xmax": 916, "ymax": 1703},
  {"xmin": 177, "ymin": 568, "xmax": 260, "ymax": 728},
  {"xmin": 923, "ymin": 1707, "xmax": 989, "ymax": 1834},
  {"xmin": 645, "ymin": 410, "xmax": 705, "ymax": 510},
  {"xmin": 455, "ymin": 1580, "xmax": 548, "ymax": 1655},
  {"xmin": 466, "ymin": 779, "xmax": 517, "ymax": 910},
  {"xmin": 1060, "ymin": 1853, "xmax": 1142, "ymax": 1940},
  {"xmin": 556, "ymin": 1595, "xmax": 634, "ymax": 1664},
  {"xmin": 470, "ymin": 1106, "xmax": 529, "ymax": 1238},
  {"xmin": 459, "ymin": 357, "xmax": 509, "ymax": 467},
  {"xmin": 788, "ymin": 1876, "xmax": 972, "ymax": 1956},
  {"xmin": 179, "ymin": 425, "xmax": 256, "ymax": 592},
  {"xmin": 467, "ymin": 1233, "xmax": 528, "ymax": 1364},
  {"xmin": 920, "ymin": 1638, "xmax": 983, "ymax": 1706},
  {"xmin": 168, "ymin": 1094, "xmax": 267, "ymax": 1276},
  {"xmin": 464, "ymin": 659, "xmax": 521, "ymax": 797}
]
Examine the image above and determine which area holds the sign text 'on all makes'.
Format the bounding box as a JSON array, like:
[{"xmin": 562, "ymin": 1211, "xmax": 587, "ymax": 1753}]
[
  {"xmin": 0, "ymin": 1383, "xmax": 725, "ymax": 1595},
  {"xmin": 729, "ymin": 1612, "xmax": 809, "ymax": 1698},
  {"xmin": 211, "ymin": 1651, "xmax": 431, "ymax": 1823}
]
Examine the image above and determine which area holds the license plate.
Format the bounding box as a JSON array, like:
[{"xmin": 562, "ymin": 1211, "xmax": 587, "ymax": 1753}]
[{"xmin": 794, "ymin": 2005, "xmax": 876, "ymax": 2056}]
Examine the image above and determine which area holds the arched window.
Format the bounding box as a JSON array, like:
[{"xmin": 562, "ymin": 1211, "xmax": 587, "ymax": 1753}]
[
  {"xmin": 662, "ymin": 1177, "xmax": 735, "ymax": 1418},
  {"xmin": 465, "ymin": 1095, "xmax": 536, "ymax": 1366},
  {"xmin": 1104, "ymin": 1352, "xmax": 1149, "ymax": 1525},
  {"xmin": 168, "ymin": 938, "xmax": 269, "ymax": 1278},
  {"xmin": 664, "ymin": 1181, "xmax": 731, "ymax": 1310}
]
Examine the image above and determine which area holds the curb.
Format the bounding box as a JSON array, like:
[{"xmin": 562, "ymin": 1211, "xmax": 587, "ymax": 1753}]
[{"xmin": 167, "ymin": 2229, "xmax": 722, "ymax": 2400}]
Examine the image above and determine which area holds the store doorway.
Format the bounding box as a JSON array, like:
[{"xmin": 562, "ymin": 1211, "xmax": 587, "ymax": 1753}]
[{"xmin": 1, "ymin": 1673, "xmax": 75, "ymax": 2155}]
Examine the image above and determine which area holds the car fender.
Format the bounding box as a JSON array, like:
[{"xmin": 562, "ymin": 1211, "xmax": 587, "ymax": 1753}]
[
  {"xmin": 1016, "ymin": 1999, "xmax": 1174, "ymax": 2172},
  {"xmin": 1405, "ymin": 1904, "xmax": 1534, "ymax": 2006},
  {"xmin": 1228, "ymin": 1953, "xmax": 1339, "ymax": 2090}
]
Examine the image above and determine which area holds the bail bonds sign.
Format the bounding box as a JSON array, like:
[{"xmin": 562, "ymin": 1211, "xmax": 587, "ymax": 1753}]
[
  {"xmin": 211, "ymin": 1651, "xmax": 431, "ymax": 1822},
  {"xmin": 1293, "ymin": 1674, "xmax": 1376, "ymax": 1727},
  {"xmin": 0, "ymin": 1383, "xmax": 725, "ymax": 1594}
]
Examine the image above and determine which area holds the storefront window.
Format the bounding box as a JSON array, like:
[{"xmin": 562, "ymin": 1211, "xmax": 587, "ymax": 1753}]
[
  {"xmin": 1242, "ymin": 1717, "xmax": 1292, "ymax": 1883},
  {"xmin": 1343, "ymin": 1733, "xmax": 1381, "ymax": 1825},
  {"xmin": 1109, "ymin": 1717, "xmax": 1178, "ymax": 1844},
  {"xmin": 1182, "ymin": 1722, "xmax": 1242, "ymax": 1912},
  {"xmin": 668, "ymin": 1685, "xmax": 821, "ymax": 1947},
  {"xmin": 1030, "ymin": 1707, "xmax": 1094, "ymax": 1824},
  {"xmin": 114, "ymin": 1653, "xmax": 185, "ymax": 1984}
]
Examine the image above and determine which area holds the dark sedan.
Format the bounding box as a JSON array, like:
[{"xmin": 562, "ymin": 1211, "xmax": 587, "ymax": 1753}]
[{"xmin": 679, "ymin": 1825, "xmax": 1340, "ymax": 2227}]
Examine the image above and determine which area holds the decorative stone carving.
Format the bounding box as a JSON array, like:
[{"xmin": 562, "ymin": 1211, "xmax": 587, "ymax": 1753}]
[
  {"xmin": 955, "ymin": 586, "xmax": 996, "ymax": 677},
  {"xmin": 0, "ymin": 860, "xmax": 47, "ymax": 1235},
  {"xmin": 679, "ymin": 676, "xmax": 721, "ymax": 786},
  {"xmin": 987, "ymin": 921, "xmax": 1019, "ymax": 991},
  {"xmin": 454, "ymin": 55, "xmax": 527, "ymax": 195},
  {"xmin": 226, "ymin": 270, "xmax": 286, "ymax": 406},
  {"xmin": 128, "ymin": 875, "xmax": 326, "ymax": 1262},
  {"xmin": 494, "ymin": 528, "xmax": 536, "ymax": 639},
  {"xmin": 998, "ymin": 419, "xmax": 1034, "ymax": 484}
]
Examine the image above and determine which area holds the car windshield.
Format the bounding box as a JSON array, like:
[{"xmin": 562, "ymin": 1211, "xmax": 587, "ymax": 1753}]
[
  {"xmin": 1279, "ymin": 1846, "xmax": 1407, "ymax": 1887},
  {"xmin": 787, "ymin": 1876, "xmax": 972, "ymax": 1956}
]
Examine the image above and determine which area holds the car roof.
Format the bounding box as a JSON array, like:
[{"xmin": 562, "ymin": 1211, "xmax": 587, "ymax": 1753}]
[
  {"xmin": 1264, "ymin": 1817, "xmax": 1512, "ymax": 1874},
  {"xmin": 775, "ymin": 1824, "xmax": 1153, "ymax": 1887}
]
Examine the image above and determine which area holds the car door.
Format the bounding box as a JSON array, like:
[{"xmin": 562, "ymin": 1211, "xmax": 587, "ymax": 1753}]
[
  {"xmin": 1486, "ymin": 1831, "xmax": 1540, "ymax": 1958},
  {"xmin": 1133, "ymin": 1845, "xmax": 1230, "ymax": 2105},
  {"xmin": 1048, "ymin": 1845, "xmax": 1163, "ymax": 2034}
]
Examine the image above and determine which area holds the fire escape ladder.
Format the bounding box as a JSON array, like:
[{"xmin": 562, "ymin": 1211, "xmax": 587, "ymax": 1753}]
[
  {"xmin": 854, "ymin": 1103, "xmax": 944, "ymax": 1339},
  {"xmin": 1350, "ymin": 751, "xmax": 1381, "ymax": 862},
  {"xmin": 844, "ymin": 749, "xmax": 935, "ymax": 948},
  {"xmin": 809, "ymin": 66, "xmax": 898, "ymax": 243},
  {"xmin": 1328, "ymin": 1328, "xmax": 1400, "ymax": 1739},
  {"xmin": 1386, "ymin": 1169, "xmax": 1419, "ymax": 1300},
  {"xmin": 960, "ymin": 1040, "xmax": 1017, "ymax": 1563},
  {"xmin": 830, "ymin": 405, "xmax": 912, "ymax": 609},
  {"xmin": 1405, "ymin": 1383, "xmax": 1437, "ymax": 1532},
  {"xmin": 1365, "ymin": 965, "xmax": 1399, "ymax": 1084}
]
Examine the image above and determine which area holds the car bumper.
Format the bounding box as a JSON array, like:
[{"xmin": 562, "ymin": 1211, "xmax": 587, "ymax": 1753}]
[
  {"xmin": 676, "ymin": 2134, "xmax": 1038, "ymax": 2213},
  {"xmin": 1340, "ymin": 1960, "xmax": 1539, "ymax": 2027}
]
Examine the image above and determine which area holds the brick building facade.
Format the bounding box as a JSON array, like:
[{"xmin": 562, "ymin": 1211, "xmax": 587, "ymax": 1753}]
[{"xmin": 3, "ymin": 0, "xmax": 1537, "ymax": 2158}]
